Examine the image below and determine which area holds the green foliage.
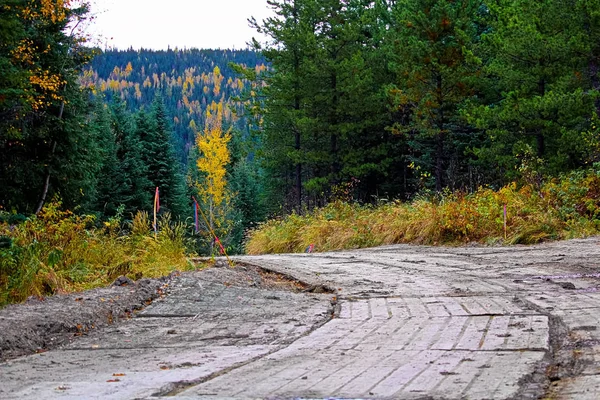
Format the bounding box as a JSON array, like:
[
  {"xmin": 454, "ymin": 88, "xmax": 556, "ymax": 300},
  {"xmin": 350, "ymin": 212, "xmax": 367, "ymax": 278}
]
[
  {"xmin": 388, "ymin": 0, "xmax": 483, "ymax": 192},
  {"xmin": 246, "ymin": 169, "xmax": 600, "ymax": 254},
  {"xmin": 0, "ymin": 199, "xmax": 194, "ymax": 306},
  {"xmin": 251, "ymin": 0, "xmax": 404, "ymax": 211},
  {"xmin": 141, "ymin": 96, "xmax": 188, "ymax": 218},
  {"xmin": 468, "ymin": 0, "xmax": 594, "ymax": 180},
  {"xmin": 0, "ymin": 0, "xmax": 95, "ymax": 214}
]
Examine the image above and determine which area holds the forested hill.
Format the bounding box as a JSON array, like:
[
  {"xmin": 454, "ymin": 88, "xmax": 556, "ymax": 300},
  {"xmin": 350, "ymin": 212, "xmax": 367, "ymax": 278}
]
[{"xmin": 80, "ymin": 48, "xmax": 266, "ymax": 163}]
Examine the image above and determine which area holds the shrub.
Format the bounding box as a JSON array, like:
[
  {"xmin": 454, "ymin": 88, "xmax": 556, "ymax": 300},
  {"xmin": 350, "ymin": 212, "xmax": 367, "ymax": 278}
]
[{"xmin": 0, "ymin": 200, "xmax": 194, "ymax": 306}]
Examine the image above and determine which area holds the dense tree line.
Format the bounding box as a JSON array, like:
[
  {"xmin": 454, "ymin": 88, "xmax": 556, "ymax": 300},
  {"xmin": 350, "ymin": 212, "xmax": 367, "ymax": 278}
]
[
  {"xmin": 4, "ymin": 0, "xmax": 600, "ymax": 253},
  {"xmin": 0, "ymin": 2, "xmax": 267, "ymax": 253},
  {"xmin": 80, "ymin": 49, "xmax": 267, "ymax": 166},
  {"xmin": 82, "ymin": 49, "xmax": 269, "ymax": 251},
  {"xmin": 0, "ymin": 0, "xmax": 95, "ymax": 214},
  {"xmin": 249, "ymin": 0, "xmax": 600, "ymax": 212}
]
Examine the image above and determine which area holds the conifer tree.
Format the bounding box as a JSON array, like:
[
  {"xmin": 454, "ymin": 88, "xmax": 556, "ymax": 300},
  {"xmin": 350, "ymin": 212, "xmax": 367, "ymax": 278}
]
[
  {"xmin": 470, "ymin": 0, "xmax": 590, "ymax": 179},
  {"xmin": 92, "ymin": 101, "xmax": 122, "ymax": 216},
  {"xmin": 111, "ymin": 98, "xmax": 151, "ymax": 217},
  {"xmin": 388, "ymin": 0, "xmax": 483, "ymax": 192},
  {"xmin": 195, "ymin": 101, "xmax": 232, "ymax": 242},
  {"xmin": 145, "ymin": 95, "xmax": 188, "ymax": 218},
  {"xmin": 251, "ymin": 0, "xmax": 317, "ymax": 211},
  {"xmin": 0, "ymin": 0, "xmax": 95, "ymax": 213}
]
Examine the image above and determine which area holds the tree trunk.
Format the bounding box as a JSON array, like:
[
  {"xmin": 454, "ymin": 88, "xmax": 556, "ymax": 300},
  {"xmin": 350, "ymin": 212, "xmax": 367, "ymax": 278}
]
[
  {"xmin": 435, "ymin": 73, "xmax": 444, "ymax": 193},
  {"xmin": 536, "ymin": 132, "xmax": 545, "ymax": 158},
  {"xmin": 435, "ymin": 131, "xmax": 444, "ymax": 193},
  {"xmin": 330, "ymin": 71, "xmax": 339, "ymax": 185},
  {"xmin": 35, "ymin": 101, "xmax": 65, "ymax": 214},
  {"xmin": 590, "ymin": 57, "xmax": 600, "ymax": 117},
  {"xmin": 536, "ymin": 78, "xmax": 546, "ymax": 158},
  {"xmin": 292, "ymin": 0, "xmax": 302, "ymax": 212}
]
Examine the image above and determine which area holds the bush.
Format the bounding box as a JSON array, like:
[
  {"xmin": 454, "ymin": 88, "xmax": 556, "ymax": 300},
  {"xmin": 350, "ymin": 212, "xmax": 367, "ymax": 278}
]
[{"xmin": 0, "ymin": 200, "xmax": 194, "ymax": 306}]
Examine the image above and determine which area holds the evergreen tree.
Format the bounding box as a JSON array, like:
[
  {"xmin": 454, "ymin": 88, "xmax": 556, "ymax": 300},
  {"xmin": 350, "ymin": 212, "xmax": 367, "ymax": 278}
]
[
  {"xmin": 92, "ymin": 101, "xmax": 122, "ymax": 216},
  {"xmin": 252, "ymin": 0, "xmax": 406, "ymax": 208},
  {"xmin": 0, "ymin": 0, "xmax": 95, "ymax": 213},
  {"xmin": 388, "ymin": 0, "xmax": 483, "ymax": 192},
  {"xmin": 251, "ymin": 0, "xmax": 319, "ymax": 211},
  {"xmin": 470, "ymin": 0, "xmax": 590, "ymax": 180},
  {"xmin": 144, "ymin": 95, "xmax": 188, "ymax": 218},
  {"xmin": 111, "ymin": 98, "xmax": 151, "ymax": 217}
]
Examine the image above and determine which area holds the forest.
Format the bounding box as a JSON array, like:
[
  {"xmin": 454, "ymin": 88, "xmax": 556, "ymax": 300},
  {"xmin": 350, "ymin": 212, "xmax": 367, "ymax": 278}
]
[
  {"xmin": 252, "ymin": 0, "xmax": 600, "ymax": 210},
  {"xmin": 2, "ymin": 0, "xmax": 600, "ymax": 302}
]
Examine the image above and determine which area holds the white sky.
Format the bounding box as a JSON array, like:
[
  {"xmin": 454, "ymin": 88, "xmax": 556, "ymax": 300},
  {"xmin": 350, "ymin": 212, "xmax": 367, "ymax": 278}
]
[{"xmin": 87, "ymin": 0, "xmax": 274, "ymax": 50}]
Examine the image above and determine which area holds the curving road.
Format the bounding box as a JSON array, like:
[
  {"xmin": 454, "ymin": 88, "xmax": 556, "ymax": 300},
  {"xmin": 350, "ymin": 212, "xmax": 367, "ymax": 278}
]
[{"xmin": 3, "ymin": 238, "xmax": 600, "ymax": 399}]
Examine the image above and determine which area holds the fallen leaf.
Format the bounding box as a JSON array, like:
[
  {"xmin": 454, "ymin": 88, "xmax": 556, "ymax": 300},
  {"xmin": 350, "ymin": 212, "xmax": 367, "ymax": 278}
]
[
  {"xmin": 56, "ymin": 385, "xmax": 70, "ymax": 391},
  {"xmin": 106, "ymin": 379, "xmax": 120, "ymax": 383},
  {"xmin": 112, "ymin": 373, "xmax": 125, "ymax": 377},
  {"xmin": 160, "ymin": 365, "xmax": 170, "ymax": 370}
]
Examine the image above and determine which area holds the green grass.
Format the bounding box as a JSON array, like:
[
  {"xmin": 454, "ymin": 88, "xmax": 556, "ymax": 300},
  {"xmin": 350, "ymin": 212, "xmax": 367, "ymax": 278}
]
[
  {"xmin": 0, "ymin": 201, "xmax": 195, "ymax": 306},
  {"xmin": 246, "ymin": 169, "xmax": 600, "ymax": 254}
]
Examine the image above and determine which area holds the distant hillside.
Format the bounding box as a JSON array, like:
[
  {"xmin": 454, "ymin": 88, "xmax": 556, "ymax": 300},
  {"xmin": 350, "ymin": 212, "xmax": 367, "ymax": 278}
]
[{"xmin": 80, "ymin": 48, "xmax": 266, "ymax": 164}]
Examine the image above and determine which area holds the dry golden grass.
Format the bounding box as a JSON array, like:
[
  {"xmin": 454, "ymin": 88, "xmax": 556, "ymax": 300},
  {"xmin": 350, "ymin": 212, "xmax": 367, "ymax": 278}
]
[
  {"xmin": 0, "ymin": 202, "xmax": 194, "ymax": 306},
  {"xmin": 246, "ymin": 170, "xmax": 600, "ymax": 255}
]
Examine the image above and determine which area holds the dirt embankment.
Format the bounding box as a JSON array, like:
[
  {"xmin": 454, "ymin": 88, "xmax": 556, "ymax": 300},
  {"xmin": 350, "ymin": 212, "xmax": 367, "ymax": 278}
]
[
  {"xmin": 0, "ymin": 261, "xmax": 327, "ymax": 362},
  {"xmin": 0, "ymin": 277, "xmax": 168, "ymax": 362}
]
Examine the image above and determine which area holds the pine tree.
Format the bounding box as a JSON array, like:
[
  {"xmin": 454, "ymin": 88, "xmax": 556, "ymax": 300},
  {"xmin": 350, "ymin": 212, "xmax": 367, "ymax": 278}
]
[
  {"xmin": 388, "ymin": 0, "xmax": 483, "ymax": 192},
  {"xmin": 470, "ymin": 0, "xmax": 590, "ymax": 180},
  {"xmin": 251, "ymin": 0, "xmax": 318, "ymax": 211}
]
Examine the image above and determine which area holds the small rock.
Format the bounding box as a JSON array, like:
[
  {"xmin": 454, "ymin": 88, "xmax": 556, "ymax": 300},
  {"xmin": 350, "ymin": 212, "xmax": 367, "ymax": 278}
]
[
  {"xmin": 559, "ymin": 282, "xmax": 576, "ymax": 290},
  {"xmin": 111, "ymin": 276, "xmax": 134, "ymax": 287}
]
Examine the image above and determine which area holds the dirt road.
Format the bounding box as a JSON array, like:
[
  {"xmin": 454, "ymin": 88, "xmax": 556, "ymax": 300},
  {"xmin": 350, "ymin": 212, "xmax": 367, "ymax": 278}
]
[{"xmin": 2, "ymin": 238, "xmax": 600, "ymax": 399}]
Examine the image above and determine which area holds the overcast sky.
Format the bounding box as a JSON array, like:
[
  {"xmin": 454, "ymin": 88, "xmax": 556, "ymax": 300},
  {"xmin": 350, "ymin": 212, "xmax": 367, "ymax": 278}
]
[{"xmin": 87, "ymin": 0, "xmax": 273, "ymax": 50}]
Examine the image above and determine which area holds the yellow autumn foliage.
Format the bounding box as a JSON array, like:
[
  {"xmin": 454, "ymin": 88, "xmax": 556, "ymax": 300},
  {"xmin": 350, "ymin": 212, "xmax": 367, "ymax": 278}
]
[{"xmin": 196, "ymin": 101, "xmax": 231, "ymax": 207}]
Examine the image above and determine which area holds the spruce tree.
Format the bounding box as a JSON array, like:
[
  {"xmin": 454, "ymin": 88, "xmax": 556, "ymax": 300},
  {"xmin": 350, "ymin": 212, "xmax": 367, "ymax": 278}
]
[
  {"xmin": 92, "ymin": 101, "xmax": 122, "ymax": 216},
  {"xmin": 143, "ymin": 95, "xmax": 188, "ymax": 218},
  {"xmin": 111, "ymin": 98, "xmax": 151, "ymax": 217}
]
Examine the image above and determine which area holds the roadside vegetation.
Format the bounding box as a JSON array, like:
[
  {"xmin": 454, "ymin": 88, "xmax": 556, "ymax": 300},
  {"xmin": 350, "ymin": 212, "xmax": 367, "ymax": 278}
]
[
  {"xmin": 246, "ymin": 168, "xmax": 600, "ymax": 254},
  {"xmin": 0, "ymin": 200, "xmax": 194, "ymax": 306}
]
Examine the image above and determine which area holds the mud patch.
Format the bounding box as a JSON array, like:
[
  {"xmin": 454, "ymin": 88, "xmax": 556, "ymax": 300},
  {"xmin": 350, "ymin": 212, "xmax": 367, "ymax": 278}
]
[{"xmin": 193, "ymin": 258, "xmax": 334, "ymax": 294}]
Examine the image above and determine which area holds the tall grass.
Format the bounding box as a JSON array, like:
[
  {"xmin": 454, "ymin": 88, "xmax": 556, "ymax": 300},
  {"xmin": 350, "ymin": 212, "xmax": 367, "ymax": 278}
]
[
  {"xmin": 246, "ymin": 169, "xmax": 600, "ymax": 254},
  {"xmin": 0, "ymin": 200, "xmax": 194, "ymax": 306}
]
